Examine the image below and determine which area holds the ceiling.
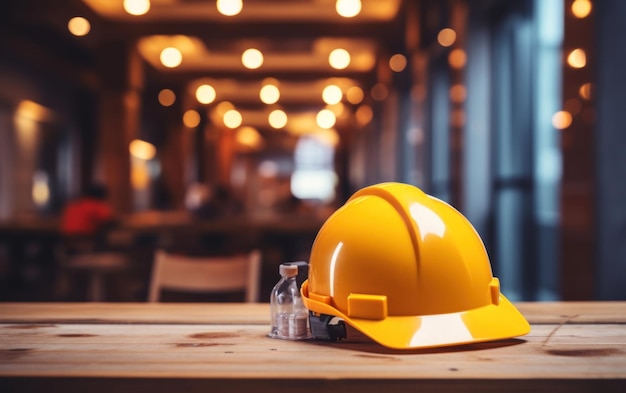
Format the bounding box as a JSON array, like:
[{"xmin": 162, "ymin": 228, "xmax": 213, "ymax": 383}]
[{"xmin": 3, "ymin": 0, "xmax": 410, "ymax": 147}]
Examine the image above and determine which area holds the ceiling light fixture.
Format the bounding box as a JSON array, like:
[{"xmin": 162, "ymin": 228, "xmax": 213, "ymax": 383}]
[
  {"xmin": 316, "ymin": 109, "xmax": 336, "ymax": 129},
  {"xmin": 217, "ymin": 0, "xmax": 243, "ymax": 16},
  {"xmin": 260, "ymin": 84, "xmax": 280, "ymax": 104},
  {"xmin": 242, "ymin": 48, "xmax": 264, "ymax": 69},
  {"xmin": 224, "ymin": 109, "xmax": 243, "ymax": 128},
  {"xmin": 268, "ymin": 109, "xmax": 288, "ymax": 129},
  {"xmin": 183, "ymin": 110, "xmax": 201, "ymax": 128},
  {"xmin": 160, "ymin": 47, "xmax": 182, "ymax": 68},
  {"xmin": 196, "ymin": 84, "xmax": 216, "ymax": 104},
  {"xmin": 329, "ymin": 48, "xmax": 351, "ymax": 70},
  {"xmin": 68, "ymin": 17, "xmax": 90, "ymax": 36},
  {"xmin": 567, "ymin": 49, "xmax": 587, "ymax": 68},
  {"xmin": 389, "ymin": 54, "xmax": 407, "ymax": 72},
  {"xmin": 129, "ymin": 139, "xmax": 156, "ymax": 160},
  {"xmin": 322, "ymin": 85, "xmax": 343, "ymax": 105},
  {"xmin": 346, "ymin": 86, "xmax": 364, "ymax": 104},
  {"xmin": 158, "ymin": 89, "xmax": 176, "ymax": 107},
  {"xmin": 124, "ymin": 0, "xmax": 151, "ymax": 16},
  {"xmin": 336, "ymin": 0, "xmax": 362, "ymax": 18},
  {"xmin": 437, "ymin": 28, "xmax": 457, "ymax": 47}
]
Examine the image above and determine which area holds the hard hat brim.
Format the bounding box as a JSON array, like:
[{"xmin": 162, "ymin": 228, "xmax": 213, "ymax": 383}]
[{"xmin": 302, "ymin": 281, "xmax": 531, "ymax": 350}]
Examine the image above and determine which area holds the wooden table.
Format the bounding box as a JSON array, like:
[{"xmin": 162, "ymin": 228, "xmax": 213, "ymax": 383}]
[{"xmin": 1, "ymin": 302, "xmax": 625, "ymax": 392}]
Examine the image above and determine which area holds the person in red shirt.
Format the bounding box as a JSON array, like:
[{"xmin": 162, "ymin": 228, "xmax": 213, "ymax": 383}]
[{"xmin": 60, "ymin": 185, "xmax": 115, "ymax": 236}]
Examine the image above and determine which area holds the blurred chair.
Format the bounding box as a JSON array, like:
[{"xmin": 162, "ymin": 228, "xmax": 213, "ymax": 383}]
[
  {"xmin": 148, "ymin": 249, "xmax": 261, "ymax": 302},
  {"xmin": 55, "ymin": 244, "xmax": 130, "ymax": 302},
  {"xmin": 55, "ymin": 230, "xmax": 134, "ymax": 302}
]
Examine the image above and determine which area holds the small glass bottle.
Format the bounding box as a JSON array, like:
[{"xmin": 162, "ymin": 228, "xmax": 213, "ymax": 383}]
[{"xmin": 269, "ymin": 263, "xmax": 311, "ymax": 340}]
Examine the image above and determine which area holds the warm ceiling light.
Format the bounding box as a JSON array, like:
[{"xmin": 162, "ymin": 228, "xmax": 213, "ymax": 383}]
[
  {"xmin": 217, "ymin": 0, "xmax": 243, "ymax": 16},
  {"xmin": 572, "ymin": 0, "xmax": 592, "ymax": 18},
  {"xmin": 449, "ymin": 48, "xmax": 467, "ymax": 69},
  {"xmin": 223, "ymin": 109, "xmax": 243, "ymax": 128},
  {"xmin": 567, "ymin": 49, "xmax": 587, "ymax": 68},
  {"xmin": 160, "ymin": 47, "xmax": 182, "ymax": 68},
  {"xmin": 336, "ymin": 0, "xmax": 362, "ymax": 18},
  {"xmin": 322, "ymin": 85, "xmax": 343, "ymax": 105},
  {"xmin": 437, "ymin": 28, "xmax": 457, "ymax": 47},
  {"xmin": 346, "ymin": 86, "xmax": 364, "ymax": 104},
  {"xmin": 329, "ymin": 48, "xmax": 351, "ymax": 70},
  {"xmin": 68, "ymin": 17, "xmax": 90, "ymax": 36},
  {"xmin": 552, "ymin": 111, "xmax": 573, "ymax": 130},
  {"xmin": 579, "ymin": 82, "xmax": 592, "ymax": 100},
  {"xmin": 236, "ymin": 126, "xmax": 263, "ymax": 149},
  {"xmin": 183, "ymin": 109, "xmax": 201, "ymax": 128},
  {"xmin": 260, "ymin": 84, "xmax": 280, "ymax": 104},
  {"xmin": 158, "ymin": 89, "xmax": 176, "ymax": 107},
  {"xmin": 356, "ymin": 105, "xmax": 373, "ymax": 125},
  {"xmin": 268, "ymin": 109, "xmax": 288, "ymax": 129},
  {"xmin": 214, "ymin": 101, "xmax": 234, "ymax": 117},
  {"xmin": 449, "ymin": 84, "xmax": 467, "ymax": 103},
  {"xmin": 196, "ymin": 84, "xmax": 216, "ymax": 104},
  {"xmin": 328, "ymin": 102, "xmax": 345, "ymax": 117},
  {"xmin": 242, "ymin": 48, "xmax": 263, "ymax": 69},
  {"xmin": 316, "ymin": 109, "xmax": 336, "ymax": 129},
  {"xmin": 124, "ymin": 0, "xmax": 150, "ymax": 16},
  {"xmin": 129, "ymin": 139, "xmax": 156, "ymax": 160},
  {"xmin": 389, "ymin": 54, "xmax": 407, "ymax": 72}
]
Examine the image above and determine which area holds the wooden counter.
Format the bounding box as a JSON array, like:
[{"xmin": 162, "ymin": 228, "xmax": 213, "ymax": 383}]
[{"xmin": 1, "ymin": 302, "xmax": 625, "ymax": 392}]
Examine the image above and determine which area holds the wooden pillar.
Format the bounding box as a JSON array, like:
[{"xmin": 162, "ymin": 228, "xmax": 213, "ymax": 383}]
[
  {"xmin": 559, "ymin": 0, "xmax": 595, "ymax": 299},
  {"xmin": 95, "ymin": 41, "xmax": 144, "ymax": 214}
]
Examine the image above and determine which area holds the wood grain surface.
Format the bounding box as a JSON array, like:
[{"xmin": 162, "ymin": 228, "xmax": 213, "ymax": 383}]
[{"xmin": 1, "ymin": 302, "xmax": 625, "ymax": 392}]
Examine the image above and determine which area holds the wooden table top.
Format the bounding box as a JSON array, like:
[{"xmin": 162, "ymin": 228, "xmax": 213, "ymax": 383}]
[{"xmin": 1, "ymin": 302, "xmax": 625, "ymax": 392}]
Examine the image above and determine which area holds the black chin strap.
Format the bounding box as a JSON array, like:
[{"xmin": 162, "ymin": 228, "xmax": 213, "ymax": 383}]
[{"xmin": 308, "ymin": 312, "xmax": 347, "ymax": 341}]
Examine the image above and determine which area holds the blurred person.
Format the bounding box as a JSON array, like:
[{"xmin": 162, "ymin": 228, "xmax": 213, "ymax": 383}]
[{"xmin": 60, "ymin": 184, "xmax": 116, "ymax": 238}]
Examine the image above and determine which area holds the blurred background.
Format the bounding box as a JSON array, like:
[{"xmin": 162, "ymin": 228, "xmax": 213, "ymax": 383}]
[{"xmin": 0, "ymin": 0, "xmax": 624, "ymax": 302}]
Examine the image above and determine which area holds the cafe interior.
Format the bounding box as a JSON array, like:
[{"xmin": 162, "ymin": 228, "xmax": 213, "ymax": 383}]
[{"xmin": 0, "ymin": 0, "xmax": 624, "ymax": 304}]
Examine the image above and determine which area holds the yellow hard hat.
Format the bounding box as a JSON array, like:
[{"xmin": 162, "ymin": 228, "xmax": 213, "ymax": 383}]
[{"xmin": 301, "ymin": 182, "xmax": 530, "ymax": 349}]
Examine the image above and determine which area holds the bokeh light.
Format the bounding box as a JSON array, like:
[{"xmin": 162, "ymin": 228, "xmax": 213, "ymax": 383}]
[
  {"xmin": 217, "ymin": 0, "xmax": 243, "ymax": 16},
  {"xmin": 552, "ymin": 111, "xmax": 573, "ymax": 130},
  {"xmin": 196, "ymin": 84, "xmax": 216, "ymax": 104},
  {"xmin": 242, "ymin": 48, "xmax": 264, "ymax": 69},
  {"xmin": 124, "ymin": 0, "xmax": 150, "ymax": 16},
  {"xmin": 160, "ymin": 47, "xmax": 182, "ymax": 68},
  {"xmin": 224, "ymin": 109, "xmax": 243, "ymax": 128},
  {"xmin": 129, "ymin": 139, "xmax": 156, "ymax": 160},
  {"xmin": 268, "ymin": 109, "xmax": 288, "ymax": 129},
  {"xmin": 329, "ymin": 48, "xmax": 351, "ymax": 69},
  {"xmin": 68, "ymin": 17, "xmax": 90, "ymax": 36},
  {"xmin": 322, "ymin": 85, "xmax": 343, "ymax": 105},
  {"xmin": 389, "ymin": 54, "xmax": 407, "ymax": 72},
  {"xmin": 567, "ymin": 49, "xmax": 587, "ymax": 69},
  {"xmin": 346, "ymin": 86, "xmax": 364, "ymax": 105},
  {"xmin": 183, "ymin": 109, "xmax": 201, "ymax": 128},
  {"xmin": 316, "ymin": 109, "xmax": 336, "ymax": 129},
  {"xmin": 437, "ymin": 28, "xmax": 456, "ymax": 47},
  {"xmin": 260, "ymin": 84, "xmax": 280, "ymax": 104},
  {"xmin": 158, "ymin": 89, "xmax": 176, "ymax": 107},
  {"xmin": 336, "ymin": 0, "xmax": 362, "ymax": 18},
  {"xmin": 572, "ymin": 0, "xmax": 592, "ymax": 18}
]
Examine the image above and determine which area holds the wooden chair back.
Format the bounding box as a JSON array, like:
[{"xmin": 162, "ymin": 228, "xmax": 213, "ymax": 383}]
[{"xmin": 148, "ymin": 249, "xmax": 261, "ymax": 302}]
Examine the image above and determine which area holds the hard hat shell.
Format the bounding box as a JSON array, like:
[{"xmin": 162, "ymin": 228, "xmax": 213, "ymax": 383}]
[{"xmin": 301, "ymin": 182, "xmax": 530, "ymax": 349}]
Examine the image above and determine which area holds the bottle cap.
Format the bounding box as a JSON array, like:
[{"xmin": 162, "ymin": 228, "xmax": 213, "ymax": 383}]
[{"xmin": 279, "ymin": 264, "xmax": 298, "ymax": 277}]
